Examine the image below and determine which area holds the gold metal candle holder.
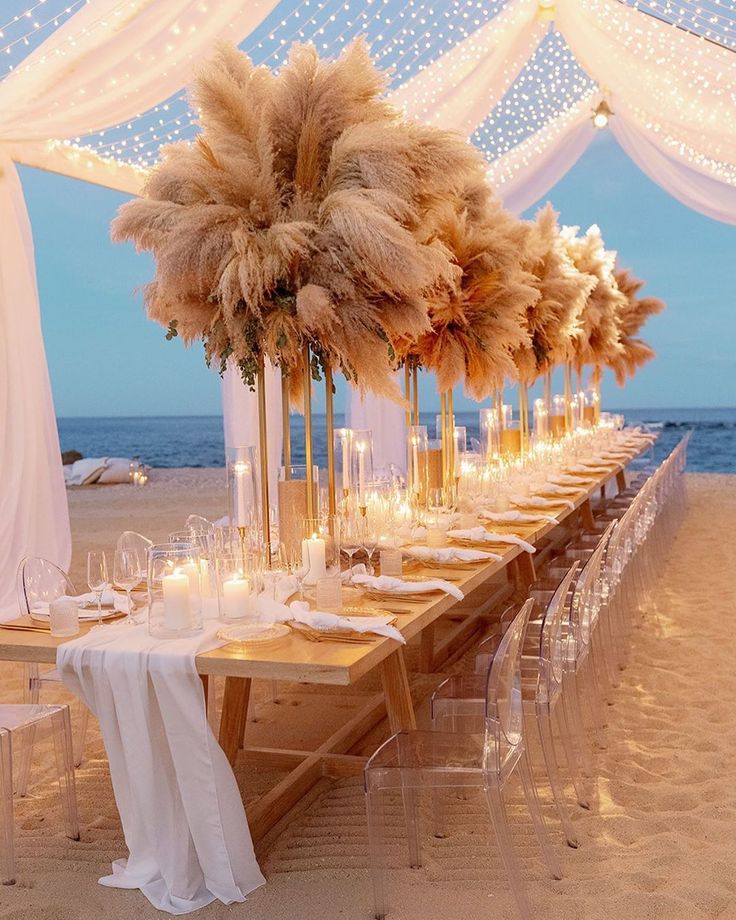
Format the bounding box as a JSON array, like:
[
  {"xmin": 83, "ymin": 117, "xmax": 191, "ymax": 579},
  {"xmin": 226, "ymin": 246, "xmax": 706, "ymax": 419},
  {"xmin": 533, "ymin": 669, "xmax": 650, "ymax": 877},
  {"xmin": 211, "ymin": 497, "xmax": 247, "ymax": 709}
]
[
  {"xmin": 303, "ymin": 344, "xmax": 315, "ymax": 519},
  {"xmin": 256, "ymin": 357, "xmax": 271, "ymax": 565},
  {"xmin": 325, "ymin": 365, "xmax": 337, "ymax": 519}
]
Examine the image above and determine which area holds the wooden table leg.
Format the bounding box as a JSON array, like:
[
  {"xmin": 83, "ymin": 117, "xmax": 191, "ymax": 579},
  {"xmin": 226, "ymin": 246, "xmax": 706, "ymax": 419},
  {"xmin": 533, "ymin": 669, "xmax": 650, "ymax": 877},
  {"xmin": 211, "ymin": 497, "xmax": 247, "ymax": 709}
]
[
  {"xmin": 580, "ymin": 498, "xmax": 595, "ymax": 530},
  {"xmin": 380, "ymin": 648, "xmax": 416, "ymax": 732},
  {"xmin": 616, "ymin": 469, "xmax": 627, "ymax": 493},
  {"xmin": 219, "ymin": 676, "xmax": 251, "ymax": 766},
  {"xmin": 199, "ymin": 674, "xmax": 209, "ymax": 707},
  {"xmin": 516, "ymin": 552, "xmax": 536, "ymax": 592},
  {"xmin": 419, "ymin": 623, "xmax": 435, "ymax": 673}
]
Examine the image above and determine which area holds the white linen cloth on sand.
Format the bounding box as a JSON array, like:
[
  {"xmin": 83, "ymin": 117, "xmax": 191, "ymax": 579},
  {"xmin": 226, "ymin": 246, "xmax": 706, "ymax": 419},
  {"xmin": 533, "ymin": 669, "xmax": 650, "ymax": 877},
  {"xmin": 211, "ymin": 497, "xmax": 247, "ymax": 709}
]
[{"xmin": 57, "ymin": 619, "xmax": 265, "ymax": 915}]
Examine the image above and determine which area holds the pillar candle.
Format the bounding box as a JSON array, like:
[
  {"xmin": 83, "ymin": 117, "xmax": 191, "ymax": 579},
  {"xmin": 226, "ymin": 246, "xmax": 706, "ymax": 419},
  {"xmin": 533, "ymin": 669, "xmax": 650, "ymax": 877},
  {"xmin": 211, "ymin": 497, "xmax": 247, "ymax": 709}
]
[
  {"xmin": 341, "ymin": 434, "xmax": 350, "ymax": 492},
  {"xmin": 233, "ymin": 461, "xmax": 250, "ymax": 526},
  {"xmin": 181, "ymin": 561, "xmax": 201, "ymax": 604},
  {"xmin": 223, "ymin": 574, "xmax": 251, "ymax": 619},
  {"xmin": 303, "ymin": 533, "xmax": 327, "ymax": 585},
  {"xmin": 162, "ymin": 569, "xmax": 192, "ymax": 630}
]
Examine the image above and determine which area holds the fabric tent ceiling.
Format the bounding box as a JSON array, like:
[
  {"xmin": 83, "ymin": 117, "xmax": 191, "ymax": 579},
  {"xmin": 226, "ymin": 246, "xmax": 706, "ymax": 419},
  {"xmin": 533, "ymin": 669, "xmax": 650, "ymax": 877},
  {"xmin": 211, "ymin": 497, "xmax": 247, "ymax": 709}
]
[{"xmin": 1, "ymin": 0, "xmax": 735, "ymax": 612}]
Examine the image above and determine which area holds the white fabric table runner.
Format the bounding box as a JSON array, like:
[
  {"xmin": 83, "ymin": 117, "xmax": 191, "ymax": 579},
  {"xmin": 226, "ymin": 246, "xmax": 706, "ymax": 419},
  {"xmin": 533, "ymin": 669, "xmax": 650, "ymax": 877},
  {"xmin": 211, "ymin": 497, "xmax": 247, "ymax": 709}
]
[{"xmin": 57, "ymin": 620, "xmax": 265, "ymax": 914}]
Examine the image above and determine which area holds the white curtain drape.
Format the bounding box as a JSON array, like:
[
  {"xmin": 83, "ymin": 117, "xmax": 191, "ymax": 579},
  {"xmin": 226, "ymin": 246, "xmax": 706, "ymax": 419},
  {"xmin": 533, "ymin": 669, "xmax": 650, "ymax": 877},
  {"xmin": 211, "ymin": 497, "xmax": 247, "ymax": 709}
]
[
  {"xmin": 346, "ymin": 375, "xmax": 408, "ymax": 479},
  {"xmin": 389, "ymin": 0, "xmax": 546, "ymax": 133},
  {"xmin": 0, "ymin": 0, "xmax": 279, "ymax": 614}
]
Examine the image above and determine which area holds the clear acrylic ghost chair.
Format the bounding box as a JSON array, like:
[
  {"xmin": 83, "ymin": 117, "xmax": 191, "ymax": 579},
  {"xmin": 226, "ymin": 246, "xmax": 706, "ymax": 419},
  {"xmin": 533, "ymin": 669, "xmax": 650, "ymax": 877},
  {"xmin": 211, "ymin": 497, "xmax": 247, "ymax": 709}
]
[
  {"xmin": 0, "ymin": 703, "xmax": 79, "ymax": 884},
  {"xmin": 116, "ymin": 531, "xmax": 152, "ymax": 563},
  {"xmin": 434, "ymin": 568, "xmax": 587, "ymax": 848},
  {"xmin": 365, "ymin": 600, "xmax": 561, "ymax": 920},
  {"xmin": 15, "ymin": 558, "xmax": 90, "ymax": 789}
]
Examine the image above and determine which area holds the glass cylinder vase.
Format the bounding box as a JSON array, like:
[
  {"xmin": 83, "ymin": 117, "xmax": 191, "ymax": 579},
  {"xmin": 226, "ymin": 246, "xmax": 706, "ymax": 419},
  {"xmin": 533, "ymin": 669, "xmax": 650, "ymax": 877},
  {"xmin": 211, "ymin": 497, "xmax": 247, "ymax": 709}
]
[
  {"xmin": 227, "ymin": 446, "xmax": 260, "ymax": 531},
  {"xmin": 480, "ymin": 408, "xmax": 501, "ymax": 461},
  {"xmin": 301, "ymin": 516, "xmax": 341, "ymax": 586},
  {"xmin": 147, "ymin": 542, "xmax": 203, "ymax": 639},
  {"xmin": 350, "ymin": 430, "xmax": 373, "ymax": 510},
  {"xmin": 278, "ymin": 465, "xmax": 320, "ymax": 562},
  {"xmin": 214, "ymin": 552, "xmax": 261, "ymax": 623}
]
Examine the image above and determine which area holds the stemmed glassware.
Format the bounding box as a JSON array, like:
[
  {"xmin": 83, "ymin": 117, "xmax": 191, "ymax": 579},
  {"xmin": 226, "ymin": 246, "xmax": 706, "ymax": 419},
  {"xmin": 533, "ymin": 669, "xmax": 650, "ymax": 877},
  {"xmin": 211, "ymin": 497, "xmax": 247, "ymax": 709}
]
[
  {"xmin": 359, "ymin": 518, "xmax": 380, "ymax": 575},
  {"xmin": 113, "ymin": 548, "xmax": 140, "ymax": 625},
  {"xmin": 86, "ymin": 550, "xmax": 109, "ymax": 629},
  {"xmin": 339, "ymin": 513, "xmax": 362, "ymax": 577}
]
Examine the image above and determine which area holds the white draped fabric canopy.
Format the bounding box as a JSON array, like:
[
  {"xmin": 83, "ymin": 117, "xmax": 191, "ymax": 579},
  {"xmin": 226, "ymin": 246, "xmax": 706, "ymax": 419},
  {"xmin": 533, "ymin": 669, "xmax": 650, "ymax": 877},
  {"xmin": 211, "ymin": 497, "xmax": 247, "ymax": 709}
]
[{"xmin": 1, "ymin": 0, "xmax": 735, "ymax": 610}]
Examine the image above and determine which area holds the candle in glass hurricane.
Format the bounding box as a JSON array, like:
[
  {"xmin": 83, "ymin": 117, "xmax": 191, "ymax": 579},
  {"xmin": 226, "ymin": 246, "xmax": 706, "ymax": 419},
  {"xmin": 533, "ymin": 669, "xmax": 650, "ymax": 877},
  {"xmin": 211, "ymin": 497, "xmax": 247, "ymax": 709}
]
[
  {"xmin": 162, "ymin": 568, "xmax": 192, "ymax": 630},
  {"xmin": 351, "ymin": 430, "xmax": 373, "ymax": 511},
  {"xmin": 302, "ymin": 532, "xmax": 327, "ymax": 585},
  {"xmin": 222, "ymin": 573, "xmax": 251, "ymax": 620}
]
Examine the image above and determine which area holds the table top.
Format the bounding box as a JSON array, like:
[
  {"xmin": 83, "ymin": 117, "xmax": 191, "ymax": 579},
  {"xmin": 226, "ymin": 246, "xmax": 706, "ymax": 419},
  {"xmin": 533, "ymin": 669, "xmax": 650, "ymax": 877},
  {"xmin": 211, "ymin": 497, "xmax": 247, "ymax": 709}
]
[{"xmin": 0, "ymin": 458, "xmax": 633, "ymax": 686}]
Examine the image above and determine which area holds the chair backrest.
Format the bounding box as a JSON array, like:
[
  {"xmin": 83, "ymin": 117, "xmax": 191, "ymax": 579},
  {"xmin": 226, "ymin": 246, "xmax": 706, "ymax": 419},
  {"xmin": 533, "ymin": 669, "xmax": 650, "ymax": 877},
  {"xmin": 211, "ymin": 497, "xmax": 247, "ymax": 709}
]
[
  {"xmin": 116, "ymin": 532, "xmax": 153, "ymax": 576},
  {"xmin": 537, "ymin": 562, "xmax": 580, "ymax": 703},
  {"xmin": 185, "ymin": 514, "xmax": 214, "ymax": 534},
  {"xmin": 483, "ymin": 598, "xmax": 534, "ymax": 776},
  {"xmin": 570, "ymin": 521, "xmax": 616, "ymax": 648},
  {"xmin": 16, "ymin": 557, "xmax": 76, "ymax": 616}
]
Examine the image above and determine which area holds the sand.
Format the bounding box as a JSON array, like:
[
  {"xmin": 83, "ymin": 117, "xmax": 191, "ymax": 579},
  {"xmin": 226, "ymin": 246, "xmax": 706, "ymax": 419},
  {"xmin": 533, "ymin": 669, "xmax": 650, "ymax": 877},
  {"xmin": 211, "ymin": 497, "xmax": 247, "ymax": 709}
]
[{"xmin": 2, "ymin": 471, "xmax": 736, "ymax": 920}]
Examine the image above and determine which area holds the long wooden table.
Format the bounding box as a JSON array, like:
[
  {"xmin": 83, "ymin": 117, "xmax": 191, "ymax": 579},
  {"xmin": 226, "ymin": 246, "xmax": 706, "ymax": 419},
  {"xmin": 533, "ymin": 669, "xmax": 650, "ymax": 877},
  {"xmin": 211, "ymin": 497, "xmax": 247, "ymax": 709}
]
[{"xmin": 0, "ymin": 457, "xmax": 636, "ymax": 843}]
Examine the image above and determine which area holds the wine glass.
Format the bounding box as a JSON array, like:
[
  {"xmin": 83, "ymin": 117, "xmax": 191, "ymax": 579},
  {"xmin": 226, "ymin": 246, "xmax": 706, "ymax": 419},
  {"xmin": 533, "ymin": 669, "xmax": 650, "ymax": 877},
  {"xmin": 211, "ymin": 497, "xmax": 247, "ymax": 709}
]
[
  {"xmin": 339, "ymin": 513, "xmax": 362, "ymax": 578},
  {"xmin": 359, "ymin": 518, "xmax": 380, "ymax": 576},
  {"xmin": 113, "ymin": 549, "xmax": 140, "ymax": 625},
  {"xmin": 87, "ymin": 550, "xmax": 109, "ymax": 628}
]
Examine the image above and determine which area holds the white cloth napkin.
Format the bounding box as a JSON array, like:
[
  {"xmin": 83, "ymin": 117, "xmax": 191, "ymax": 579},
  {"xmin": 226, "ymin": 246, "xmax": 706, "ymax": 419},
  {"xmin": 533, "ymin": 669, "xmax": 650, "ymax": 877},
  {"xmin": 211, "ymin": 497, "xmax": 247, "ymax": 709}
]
[
  {"xmin": 511, "ymin": 494, "xmax": 575, "ymax": 511},
  {"xmin": 478, "ymin": 508, "xmax": 558, "ymax": 524},
  {"xmin": 547, "ymin": 474, "xmax": 593, "ymax": 486},
  {"xmin": 32, "ymin": 589, "xmax": 131, "ymax": 618},
  {"xmin": 351, "ymin": 573, "xmax": 464, "ymax": 601},
  {"xmin": 57, "ymin": 622, "xmax": 264, "ymax": 915},
  {"xmin": 288, "ymin": 600, "xmax": 405, "ymax": 643},
  {"xmin": 535, "ymin": 483, "xmax": 583, "ymax": 497},
  {"xmin": 405, "ymin": 545, "xmax": 501, "ymax": 564},
  {"xmin": 448, "ymin": 527, "xmax": 535, "ymax": 554}
]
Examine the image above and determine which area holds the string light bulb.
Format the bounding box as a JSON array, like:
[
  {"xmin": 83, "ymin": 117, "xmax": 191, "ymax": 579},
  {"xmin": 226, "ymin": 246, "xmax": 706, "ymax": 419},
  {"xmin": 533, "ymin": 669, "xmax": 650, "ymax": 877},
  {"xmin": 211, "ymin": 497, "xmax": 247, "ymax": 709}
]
[{"xmin": 592, "ymin": 98, "xmax": 613, "ymax": 129}]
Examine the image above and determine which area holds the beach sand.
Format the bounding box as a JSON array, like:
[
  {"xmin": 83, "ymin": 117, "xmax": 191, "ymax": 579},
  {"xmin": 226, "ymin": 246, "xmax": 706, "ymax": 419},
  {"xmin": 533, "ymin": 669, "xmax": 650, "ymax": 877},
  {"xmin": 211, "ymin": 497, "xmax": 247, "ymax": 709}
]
[{"xmin": 2, "ymin": 471, "xmax": 735, "ymax": 920}]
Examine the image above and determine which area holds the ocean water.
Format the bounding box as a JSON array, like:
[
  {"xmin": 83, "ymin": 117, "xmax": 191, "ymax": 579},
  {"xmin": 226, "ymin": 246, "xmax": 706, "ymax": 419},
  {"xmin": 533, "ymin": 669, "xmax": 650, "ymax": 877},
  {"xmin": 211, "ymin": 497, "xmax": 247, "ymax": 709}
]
[{"xmin": 57, "ymin": 407, "xmax": 736, "ymax": 474}]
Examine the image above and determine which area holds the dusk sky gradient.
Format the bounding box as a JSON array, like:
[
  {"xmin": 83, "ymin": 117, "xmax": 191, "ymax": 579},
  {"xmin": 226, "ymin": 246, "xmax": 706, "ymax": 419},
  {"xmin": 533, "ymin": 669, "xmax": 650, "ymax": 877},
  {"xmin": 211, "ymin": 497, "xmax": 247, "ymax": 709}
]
[{"xmin": 24, "ymin": 132, "xmax": 735, "ymax": 418}]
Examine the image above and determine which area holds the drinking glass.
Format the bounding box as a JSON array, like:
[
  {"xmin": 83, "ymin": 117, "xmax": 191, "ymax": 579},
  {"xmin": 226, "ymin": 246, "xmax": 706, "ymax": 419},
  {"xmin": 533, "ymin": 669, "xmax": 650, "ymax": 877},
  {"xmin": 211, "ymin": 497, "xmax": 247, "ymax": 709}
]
[
  {"xmin": 340, "ymin": 513, "xmax": 362, "ymax": 577},
  {"xmin": 87, "ymin": 550, "xmax": 109, "ymax": 629},
  {"xmin": 113, "ymin": 548, "xmax": 140, "ymax": 625},
  {"xmin": 360, "ymin": 519, "xmax": 380, "ymax": 575}
]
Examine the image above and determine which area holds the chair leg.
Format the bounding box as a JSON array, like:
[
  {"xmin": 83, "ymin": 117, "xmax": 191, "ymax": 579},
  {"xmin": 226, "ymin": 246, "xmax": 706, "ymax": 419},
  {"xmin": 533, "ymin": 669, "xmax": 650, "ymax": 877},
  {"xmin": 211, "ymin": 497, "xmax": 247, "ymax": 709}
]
[
  {"xmin": 50, "ymin": 708, "xmax": 79, "ymax": 842},
  {"xmin": 484, "ymin": 780, "xmax": 534, "ymax": 920},
  {"xmin": 562, "ymin": 673, "xmax": 594, "ymax": 777},
  {"xmin": 398, "ymin": 735, "xmax": 421, "ymax": 869},
  {"xmin": 18, "ymin": 668, "xmax": 39, "ymax": 797},
  {"xmin": 557, "ymin": 699, "xmax": 590, "ymax": 809},
  {"xmin": 74, "ymin": 705, "xmax": 90, "ymax": 769},
  {"xmin": 518, "ymin": 746, "xmax": 562, "ymax": 880},
  {"xmin": 0, "ymin": 731, "xmax": 14, "ymax": 885},
  {"xmin": 536, "ymin": 705, "xmax": 578, "ymax": 848},
  {"xmin": 365, "ymin": 786, "xmax": 389, "ymax": 920}
]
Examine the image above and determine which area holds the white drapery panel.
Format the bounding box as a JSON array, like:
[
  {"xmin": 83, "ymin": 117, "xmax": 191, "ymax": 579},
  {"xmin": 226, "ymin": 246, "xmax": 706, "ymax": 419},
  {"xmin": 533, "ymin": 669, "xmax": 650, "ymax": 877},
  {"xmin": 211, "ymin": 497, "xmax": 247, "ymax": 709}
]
[
  {"xmin": 346, "ymin": 374, "xmax": 408, "ymax": 479},
  {"xmin": 0, "ymin": 155, "xmax": 72, "ymax": 613},
  {"xmin": 610, "ymin": 116, "xmax": 736, "ymax": 225},
  {"xmin": 487, "ymin": 92, "xmax": 597, "ymax": 214},
  {"xmin": 389, "ymin": 0, "xmax": 546, "ymax": 133},
  {"xmin": 556, "ymin": 0, "xmax": 736, "ymax": 164},
  {"xmin": 221, "ymin": 362, "xmax": 283, "ymax": 511},
  {"xmin": 0, "ymin": 0, "xmax": 280, "ymax": 615}
]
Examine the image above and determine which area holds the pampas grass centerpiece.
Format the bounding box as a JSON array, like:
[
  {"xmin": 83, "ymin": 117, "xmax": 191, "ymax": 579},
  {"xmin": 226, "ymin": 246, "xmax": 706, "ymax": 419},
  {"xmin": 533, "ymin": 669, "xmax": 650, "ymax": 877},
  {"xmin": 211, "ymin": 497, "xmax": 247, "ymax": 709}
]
[{"xmin": 112, "ymin": 39, "xmax": 484, "ymax": 403}]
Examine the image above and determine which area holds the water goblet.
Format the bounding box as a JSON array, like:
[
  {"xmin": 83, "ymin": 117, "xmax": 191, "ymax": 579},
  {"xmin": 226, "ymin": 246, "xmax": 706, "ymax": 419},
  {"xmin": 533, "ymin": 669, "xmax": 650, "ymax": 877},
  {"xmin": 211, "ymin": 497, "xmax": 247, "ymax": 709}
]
[
  {"xmin": 87, "ymin": 550, "xmax": 109, "ymax": 629},
  {"xmin": 113, "ymin": 548, "xmax": 140, "ymax": 625}
]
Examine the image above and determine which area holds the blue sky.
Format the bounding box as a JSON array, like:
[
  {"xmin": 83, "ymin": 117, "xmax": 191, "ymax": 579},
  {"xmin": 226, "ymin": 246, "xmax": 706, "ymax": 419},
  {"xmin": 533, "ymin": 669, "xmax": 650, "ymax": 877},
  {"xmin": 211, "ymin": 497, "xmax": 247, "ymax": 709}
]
[{"xmin": 24, "ymin": 131, "xmax": 735, "ymax": 418}]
